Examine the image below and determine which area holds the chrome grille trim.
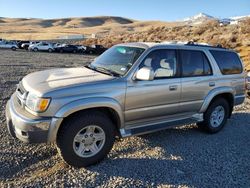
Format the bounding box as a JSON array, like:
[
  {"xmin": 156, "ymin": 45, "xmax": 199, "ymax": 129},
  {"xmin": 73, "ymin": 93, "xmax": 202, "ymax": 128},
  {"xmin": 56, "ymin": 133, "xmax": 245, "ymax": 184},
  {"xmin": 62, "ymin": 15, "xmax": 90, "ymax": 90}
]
[{"xmin": 16, "ymin": 82, "xmax": 28, "ymax": 108}]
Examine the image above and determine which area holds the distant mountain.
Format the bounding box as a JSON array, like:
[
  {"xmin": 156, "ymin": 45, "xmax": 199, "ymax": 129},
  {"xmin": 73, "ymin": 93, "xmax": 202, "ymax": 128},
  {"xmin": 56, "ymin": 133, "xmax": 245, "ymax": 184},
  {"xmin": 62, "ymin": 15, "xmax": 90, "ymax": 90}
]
[
  {"xmin": 0, "ymin": 16, "xmax": 177, "ymax": 40},
  {"xmin": 182, "ymin": 12, "xmax": 250, "ymax": 25},
  {"xmin": 0, "ymin": 16, "xmax": 134, "ymax": 28},
  {"xmin": 230, "ymin": 15, "xmax": 250, "ymax": 20},
  {"xmin": 183, "ymin": 13, "xmax": 216, "ymax": 25}
]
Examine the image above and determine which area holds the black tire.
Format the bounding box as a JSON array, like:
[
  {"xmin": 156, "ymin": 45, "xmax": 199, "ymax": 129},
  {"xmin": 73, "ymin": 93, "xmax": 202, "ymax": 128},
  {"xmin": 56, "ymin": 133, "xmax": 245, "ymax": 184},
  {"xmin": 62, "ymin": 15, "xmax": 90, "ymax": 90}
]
[
  {"xmin": 11, "ymin": 47, "xmax": 16, "ymax": 51},
  {"xmin": 48, "ymin": 48, "xmax": 53, "ymax": 53},
  {"xmin": 60, "ymin": 49, "xmax": 64, "ymax": 53},
  {"xmin": 56, "ymin": 111, "xmax": 116, "ymax": 167},
  {"xmin": 247, "ymin": 92, "xmax": 250, "ymax": 98},
  {"xmin": 33, "ymin": 48, "xmax": 38, "ymax": 52},
  {"xmin": 197, "ymin": 98, "xmax": 229, "ymax": 133},
  {"xmin": 73, "ymin": 50, "xmax": 77, "ymax": 53}
]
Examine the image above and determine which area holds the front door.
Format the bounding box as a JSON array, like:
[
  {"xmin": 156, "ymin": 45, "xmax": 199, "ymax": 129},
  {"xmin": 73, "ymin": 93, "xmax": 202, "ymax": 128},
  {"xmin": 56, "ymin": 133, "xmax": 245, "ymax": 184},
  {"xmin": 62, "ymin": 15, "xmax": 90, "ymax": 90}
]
[{"xmin": 125, "ymin": 49, "xmax": 181, "ymax": 124}]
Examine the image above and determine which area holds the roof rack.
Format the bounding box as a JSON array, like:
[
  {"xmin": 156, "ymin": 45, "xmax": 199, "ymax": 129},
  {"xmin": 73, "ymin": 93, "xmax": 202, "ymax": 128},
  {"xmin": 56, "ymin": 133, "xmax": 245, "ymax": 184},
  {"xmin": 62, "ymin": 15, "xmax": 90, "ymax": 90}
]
[
  {"xmin": 161, "ymin": 41, "xmax": 188, "ymax": 45},
  {"xmin": 159, "ymin": 41, "xmax": 225, "ymax": 49},
  {"xmin": 185, "ymin": 41, "xmax": 224, "ymax": 48}
]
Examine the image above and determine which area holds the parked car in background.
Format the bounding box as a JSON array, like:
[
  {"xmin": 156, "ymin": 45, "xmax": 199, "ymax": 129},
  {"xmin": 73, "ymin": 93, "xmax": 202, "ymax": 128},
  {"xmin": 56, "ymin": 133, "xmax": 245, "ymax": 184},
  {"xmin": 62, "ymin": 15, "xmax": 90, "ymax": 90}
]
[
  {"xmin": 21, "ymin": 41, "xmax": 40, "ymax": 50},
  {"xmin": 55, "ymin": 44, "xmax": 79, "ymax": 53},
  {"xmin": 75, "ymin": 45, "xmax": 87, "ymax": 53},
  {"xmin": 0, "ymin": 41, "xmax": 18, "ymax": 51},
  {"xmin": 28, "ymin": 42, "xmax": 54, "ymax": 52},
  {"xmin": 17, "ymin": 41, "xmax": 30, "ymax": 49},
  {"xmin": 53, "ymin": 43, "xmax": 63, "ymax": 48},
  {"xmin": 85, "ymin": 44, "xmax": 107, "ymax": 54}
]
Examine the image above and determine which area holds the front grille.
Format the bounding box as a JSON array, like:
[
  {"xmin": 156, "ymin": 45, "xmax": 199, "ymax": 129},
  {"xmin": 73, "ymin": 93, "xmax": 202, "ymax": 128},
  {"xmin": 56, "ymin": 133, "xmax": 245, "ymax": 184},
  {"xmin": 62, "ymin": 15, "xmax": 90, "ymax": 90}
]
[
  {"xmin": 16, "ymin": 96, "xmax": 22, "ymax": 106},
  {"xmin": 16, "ymin": 82, "xmax": 27, "ymax": 108},
  {"xmin": 17, "ymin": 82, "xmax": 26, "ymax": 95}
]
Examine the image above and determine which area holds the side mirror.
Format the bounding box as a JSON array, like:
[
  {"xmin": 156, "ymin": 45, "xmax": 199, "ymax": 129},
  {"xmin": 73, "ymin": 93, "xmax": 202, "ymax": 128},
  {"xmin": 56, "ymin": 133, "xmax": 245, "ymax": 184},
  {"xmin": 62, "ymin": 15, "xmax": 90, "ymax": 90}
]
[{"xmin": 135, "ymin": 67, "xmax": 154, "ymax": 81}]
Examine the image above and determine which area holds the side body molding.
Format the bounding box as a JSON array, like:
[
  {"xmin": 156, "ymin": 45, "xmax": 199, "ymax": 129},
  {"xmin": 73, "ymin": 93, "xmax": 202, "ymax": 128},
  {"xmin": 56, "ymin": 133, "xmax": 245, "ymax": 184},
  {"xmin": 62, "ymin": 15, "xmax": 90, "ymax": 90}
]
[
  {"xmin": 47, "ymin": 97, "xmax": 124, "ymax": 143},
  {"xmin": 199, "ymin": 86, "xmax": 235, "ymax": 113}
]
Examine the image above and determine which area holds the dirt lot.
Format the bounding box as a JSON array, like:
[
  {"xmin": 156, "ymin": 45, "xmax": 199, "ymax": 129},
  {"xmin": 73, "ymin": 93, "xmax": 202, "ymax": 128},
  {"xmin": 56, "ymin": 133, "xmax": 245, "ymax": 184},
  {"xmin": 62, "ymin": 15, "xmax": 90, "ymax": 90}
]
[{"xmin": 0, "ymin": 49, "xmax": 250, "ymax": 187}]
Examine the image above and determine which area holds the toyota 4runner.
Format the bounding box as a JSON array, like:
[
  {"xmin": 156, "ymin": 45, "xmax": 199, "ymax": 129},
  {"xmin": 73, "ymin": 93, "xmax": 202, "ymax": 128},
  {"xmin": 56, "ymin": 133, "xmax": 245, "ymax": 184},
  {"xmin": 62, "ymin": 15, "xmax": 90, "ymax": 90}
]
[{"xmin": 5, "ymin": 42, "xmax": 245, "ymax": 167}]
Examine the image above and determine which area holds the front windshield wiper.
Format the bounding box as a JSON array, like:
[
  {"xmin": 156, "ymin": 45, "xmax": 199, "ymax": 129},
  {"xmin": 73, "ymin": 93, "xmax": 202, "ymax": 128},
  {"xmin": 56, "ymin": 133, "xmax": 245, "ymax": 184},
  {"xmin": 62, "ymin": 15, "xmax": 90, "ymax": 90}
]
[
  {"xmin": 95, "ymin": 66, "xmax": 121, "ymax": 77},
  {"xmin": 85, "ymin": 64, "xmax": 94, "ymax": 70},
  {"xmin": 85, "ymin": 64, "xmax": 121, "ymax": 77}
]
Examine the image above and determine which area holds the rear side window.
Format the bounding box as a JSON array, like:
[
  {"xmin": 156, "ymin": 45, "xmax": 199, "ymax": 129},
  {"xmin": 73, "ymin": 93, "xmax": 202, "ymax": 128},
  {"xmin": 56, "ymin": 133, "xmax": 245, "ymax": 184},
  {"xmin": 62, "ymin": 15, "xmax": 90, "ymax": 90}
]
[
  {"xmin": 180, "ymin": 50, "xmax": 212, "ymax": 77},
  {"xmin": 210, "ymin": 50, "xmax": 243, "ymax": 75}
]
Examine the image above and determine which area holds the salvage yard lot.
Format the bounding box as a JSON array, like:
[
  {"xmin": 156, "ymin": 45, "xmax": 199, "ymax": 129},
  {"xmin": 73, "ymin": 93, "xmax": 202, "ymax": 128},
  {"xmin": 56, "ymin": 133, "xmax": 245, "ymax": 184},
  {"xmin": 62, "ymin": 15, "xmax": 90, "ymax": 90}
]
[{"xmin": 0, "ymin": 50, "xmax": 250, "ymax": 187}]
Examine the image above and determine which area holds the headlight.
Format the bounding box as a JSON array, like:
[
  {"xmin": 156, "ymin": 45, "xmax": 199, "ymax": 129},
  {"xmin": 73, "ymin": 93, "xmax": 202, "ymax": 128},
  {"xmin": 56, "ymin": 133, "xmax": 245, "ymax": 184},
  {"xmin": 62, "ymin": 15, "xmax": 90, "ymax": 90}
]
[{"xmin": 26, "ymin": 93, "xmax": 51, "ymax": 112}]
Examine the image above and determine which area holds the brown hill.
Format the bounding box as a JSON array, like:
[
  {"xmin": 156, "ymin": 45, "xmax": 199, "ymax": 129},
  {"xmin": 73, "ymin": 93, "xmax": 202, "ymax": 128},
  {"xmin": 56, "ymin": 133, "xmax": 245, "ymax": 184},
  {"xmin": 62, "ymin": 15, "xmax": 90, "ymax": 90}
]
[{"xmin": 0, "ymin": 16, "xmax": 178, "ymax": 40}]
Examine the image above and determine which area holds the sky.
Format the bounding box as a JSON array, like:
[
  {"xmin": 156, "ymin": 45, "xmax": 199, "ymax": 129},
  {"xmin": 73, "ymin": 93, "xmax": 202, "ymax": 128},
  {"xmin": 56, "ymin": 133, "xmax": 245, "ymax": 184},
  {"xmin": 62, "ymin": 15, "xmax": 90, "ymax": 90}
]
[{"xmin": 0, "ymin": 0, "xmax": 249, "ymax": 21}]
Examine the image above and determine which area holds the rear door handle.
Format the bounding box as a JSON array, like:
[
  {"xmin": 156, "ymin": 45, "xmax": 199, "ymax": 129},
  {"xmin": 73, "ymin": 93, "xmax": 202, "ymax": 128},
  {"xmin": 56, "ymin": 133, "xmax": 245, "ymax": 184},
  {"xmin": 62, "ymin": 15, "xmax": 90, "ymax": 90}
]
[
  {"xmin": 209, "ymin": 82, "xmax": 215, "ymax": 87},
  {"xmin": 169, "ymin": 85, "xmax": 178, "ymax": 91}
]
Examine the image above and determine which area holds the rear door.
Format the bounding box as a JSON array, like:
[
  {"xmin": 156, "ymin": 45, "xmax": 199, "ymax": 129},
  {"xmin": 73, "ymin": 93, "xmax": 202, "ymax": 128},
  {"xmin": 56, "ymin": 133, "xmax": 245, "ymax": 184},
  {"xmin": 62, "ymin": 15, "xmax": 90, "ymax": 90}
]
[
  {"xmin": 40, "ymin": 43, "xmax": 48, "ymax": 50},
  {"xmin": 179, "ymin": 49, "xmax": 214, "ymax": 113},
  {"xmin": 68, "ymin": 45, "xmax": 74, "ymax": 52},
  {"xmin": 209, "ymin": 50, "xmax": 245, "ymax": 96}
]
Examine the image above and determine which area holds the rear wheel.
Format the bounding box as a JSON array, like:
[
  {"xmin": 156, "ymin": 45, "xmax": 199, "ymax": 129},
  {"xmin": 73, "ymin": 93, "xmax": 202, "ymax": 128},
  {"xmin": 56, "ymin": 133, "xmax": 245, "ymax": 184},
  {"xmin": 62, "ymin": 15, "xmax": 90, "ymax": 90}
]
[
  {"xmin": 11, "ymin": 46, "xmax": 16, "ymax": 51},
  {"xmin": 33, "ymin": 48, "xmax": 38, "ymax": 52},
  {"xmin": 48, "ymin": 48, "xmax": 53, "ymax": 53},
  {"xmin": 197, "ymin": 98, "xmax": 229, "ymax": 133},
  {"xmin": 56, "ymin": 111, "xmax": 116, "ymax": 167}
]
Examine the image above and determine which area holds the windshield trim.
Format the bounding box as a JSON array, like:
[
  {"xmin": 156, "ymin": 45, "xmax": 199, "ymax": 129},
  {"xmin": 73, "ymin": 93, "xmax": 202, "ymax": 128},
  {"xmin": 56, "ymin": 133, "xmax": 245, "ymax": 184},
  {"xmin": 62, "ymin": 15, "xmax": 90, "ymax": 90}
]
[{"xmin": 91, "ymin": 45, "xmax": 146, "ymax": 77}]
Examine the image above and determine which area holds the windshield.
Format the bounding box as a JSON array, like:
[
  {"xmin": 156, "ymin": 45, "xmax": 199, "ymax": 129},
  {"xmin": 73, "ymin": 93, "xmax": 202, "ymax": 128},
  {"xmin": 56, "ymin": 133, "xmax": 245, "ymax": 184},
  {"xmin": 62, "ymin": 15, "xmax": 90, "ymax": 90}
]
[{"xmin": 90, "ymin": 46, "xmax": 145, "ymax": 76}]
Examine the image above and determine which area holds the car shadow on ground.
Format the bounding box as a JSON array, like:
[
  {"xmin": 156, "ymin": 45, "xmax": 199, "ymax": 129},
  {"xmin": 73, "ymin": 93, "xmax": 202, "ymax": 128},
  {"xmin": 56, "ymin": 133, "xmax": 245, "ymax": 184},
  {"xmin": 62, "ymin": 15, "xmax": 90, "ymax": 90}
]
[{"xmin": 88, "ymin": 112, "xmax": 250, "ymax": 186}]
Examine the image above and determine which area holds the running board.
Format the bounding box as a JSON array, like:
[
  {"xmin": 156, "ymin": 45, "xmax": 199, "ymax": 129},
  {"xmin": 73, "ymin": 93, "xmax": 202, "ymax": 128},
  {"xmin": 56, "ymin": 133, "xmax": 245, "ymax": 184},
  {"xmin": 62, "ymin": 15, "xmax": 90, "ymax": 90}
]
[{"xmin": 119, "ymin": 114, "xmax": 203, "ymax": 137}]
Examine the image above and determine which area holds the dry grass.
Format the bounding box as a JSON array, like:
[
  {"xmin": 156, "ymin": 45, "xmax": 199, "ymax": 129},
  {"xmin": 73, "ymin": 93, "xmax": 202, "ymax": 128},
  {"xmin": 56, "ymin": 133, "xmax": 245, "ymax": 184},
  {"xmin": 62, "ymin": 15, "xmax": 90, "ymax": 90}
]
[{"xmin": 79, "ymin": 19, "xmax": 250, "ymax": 70}]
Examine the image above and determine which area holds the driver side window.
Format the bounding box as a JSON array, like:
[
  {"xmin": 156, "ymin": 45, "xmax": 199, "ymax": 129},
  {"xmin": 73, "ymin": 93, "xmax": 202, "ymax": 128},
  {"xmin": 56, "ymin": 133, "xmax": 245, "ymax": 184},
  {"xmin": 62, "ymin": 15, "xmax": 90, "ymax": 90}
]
[{"xmin": 140, "ymin": 49, "xmax": 177, "ymax": 79}]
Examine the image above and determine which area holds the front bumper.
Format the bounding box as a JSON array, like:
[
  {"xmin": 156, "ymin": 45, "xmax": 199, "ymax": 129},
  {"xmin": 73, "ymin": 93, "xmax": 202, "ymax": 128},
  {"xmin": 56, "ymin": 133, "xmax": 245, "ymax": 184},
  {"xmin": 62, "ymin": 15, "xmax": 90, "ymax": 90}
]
[{"xmin": 5, "ymin": 95, "xmax": 52, "ymax": 143}]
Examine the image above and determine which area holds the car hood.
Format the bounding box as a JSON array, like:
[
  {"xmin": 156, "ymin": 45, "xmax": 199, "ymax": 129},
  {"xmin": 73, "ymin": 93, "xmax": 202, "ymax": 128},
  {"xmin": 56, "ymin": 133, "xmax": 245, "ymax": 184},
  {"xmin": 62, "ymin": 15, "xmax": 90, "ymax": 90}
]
[{"xmin": 22, "ymin": 67, "xmax": 114, "ymax": 96}]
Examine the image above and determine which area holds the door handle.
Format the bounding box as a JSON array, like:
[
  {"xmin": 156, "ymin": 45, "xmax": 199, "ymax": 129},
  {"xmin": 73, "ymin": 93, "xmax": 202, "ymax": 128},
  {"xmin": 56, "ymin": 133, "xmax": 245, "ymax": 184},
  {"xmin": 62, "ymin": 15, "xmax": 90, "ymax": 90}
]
[
  {"xmin": 209, "ymin": 82, "xmax": 215, "ymax": 87},
  {"xmin": 169, "ymin": 85, "xmax": 178, "ymax": 91}
]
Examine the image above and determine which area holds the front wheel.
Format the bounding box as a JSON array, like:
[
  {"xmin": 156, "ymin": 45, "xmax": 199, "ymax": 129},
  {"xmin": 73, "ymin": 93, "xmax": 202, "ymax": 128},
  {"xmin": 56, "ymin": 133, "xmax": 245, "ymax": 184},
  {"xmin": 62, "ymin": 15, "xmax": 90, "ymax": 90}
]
[
  {"xmin": 48, "ymin": 48, "xmax": 53, "ymax": 53},
  {"xmin": 197, "ymin": 98, "xmax": 229, "ymax": 133},
  {"xmin": 56, "ymin": 111, "xmax": 116, "ymax": 167}
]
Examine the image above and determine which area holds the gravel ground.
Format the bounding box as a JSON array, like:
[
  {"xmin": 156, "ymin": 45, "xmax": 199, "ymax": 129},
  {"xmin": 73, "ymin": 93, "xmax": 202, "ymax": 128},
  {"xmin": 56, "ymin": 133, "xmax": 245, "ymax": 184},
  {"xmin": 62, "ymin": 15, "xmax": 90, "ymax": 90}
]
[{"xmin": 0, "ymin": 50, "xmax": 250, "ymax": 187}]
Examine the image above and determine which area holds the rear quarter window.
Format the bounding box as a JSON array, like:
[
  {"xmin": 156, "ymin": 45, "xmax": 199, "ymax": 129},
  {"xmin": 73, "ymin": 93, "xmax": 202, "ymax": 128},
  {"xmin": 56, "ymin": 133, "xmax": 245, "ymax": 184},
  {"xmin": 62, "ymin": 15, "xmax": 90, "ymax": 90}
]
[{"xmin": 210, "ymin": 50, "xmax": 243, "ymax": 75}]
